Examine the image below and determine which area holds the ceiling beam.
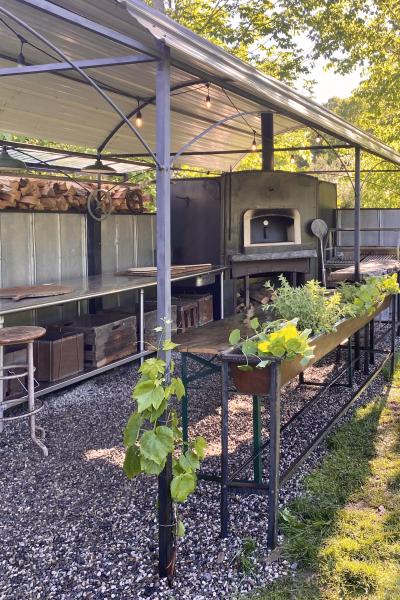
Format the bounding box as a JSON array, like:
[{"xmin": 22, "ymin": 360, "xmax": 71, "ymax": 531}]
[
  {"xmin": 0, "ymin": 54, "xmax": 155, "ymax": 77},
  {"xmin": 15, "ymin": 0, "xmax": 159, "ymax": 58}
]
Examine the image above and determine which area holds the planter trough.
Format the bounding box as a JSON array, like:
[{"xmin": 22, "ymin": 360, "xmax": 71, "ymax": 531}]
[{"xmin": 227, "ymin": 295, "xmax": 392, "ymax": 395}]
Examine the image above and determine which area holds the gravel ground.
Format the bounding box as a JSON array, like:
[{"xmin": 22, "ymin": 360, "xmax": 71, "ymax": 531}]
[{"xmin": 0, "ymin": 323, "xmax": 396, "ymax": 600}]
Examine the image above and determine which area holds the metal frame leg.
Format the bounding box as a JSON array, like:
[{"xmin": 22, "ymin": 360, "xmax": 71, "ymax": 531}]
[
  {"xmin": 363, "ymin": 324, "xmax": 369, "ymax": 375},
  {"xmin": 391, "ymin": 295, "xmax": 396, "ymax": 377},
  {"xmin": 220, "ymin": 271, "xmax": 224, "ymax": 320},
  {"xmin": 348, "ymin": 335, "xmax": 354, "ymax": 387},
  {"xmin": 267, "ymin": 361, "xmax": 281, "ymax": 550},
  {"xmin": 244, "ymin": 275, "xmax": 250, "ymax": 308},
  {"xmin": 252, "ymin": 395, "xmax": 262, "ymax": 484},
  {"xmin": 28, "ymin": 342, "xmax": 48, "ymax": 457},
  {"xmin": 181, "ymin": 352, "xmax": 189, "ymax": 449},
  {"xmin": 220, "ymin": 361, "xmax": 230, "ymax": 538},
  {"xmin": 369, "ymin": 319, "xmax": 375, "ymax": 365}
]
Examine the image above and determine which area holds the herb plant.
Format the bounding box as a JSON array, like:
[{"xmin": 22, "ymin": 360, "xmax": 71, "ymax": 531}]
[
  {"xmin": 123, "ymin": 322, "xmax": 207, "ymax": 539},
  {"xmin": 338, "ymin": 273, "xmax": 399, "ymax": 317},
  {"xmin": 264, "ymin": 275, "xmax": 347, "ymax": 335},
  {"xmin": 229, "ymin": 318, "xmax": 314, "ymax": 371}
]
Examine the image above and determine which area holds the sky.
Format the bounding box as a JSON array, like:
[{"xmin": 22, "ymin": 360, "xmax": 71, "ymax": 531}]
[{"xmin": 310, "ymin": 60, "xmax": 362, "ymax": 104}]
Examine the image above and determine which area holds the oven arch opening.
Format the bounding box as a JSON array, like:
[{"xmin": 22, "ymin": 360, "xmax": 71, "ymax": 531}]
[{"xmin": 243, "ymin": 208, "xmax": 301, "ymax": 247}]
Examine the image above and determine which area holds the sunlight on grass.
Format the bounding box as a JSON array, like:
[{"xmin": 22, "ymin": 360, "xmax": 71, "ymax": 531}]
[{"xmin": 247, "ymin": 365, "xmax": 400, "ymax": 600}]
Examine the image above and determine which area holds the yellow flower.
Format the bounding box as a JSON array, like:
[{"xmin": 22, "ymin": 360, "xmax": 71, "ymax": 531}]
[{"xmin": 258, "ymin": 341, "xmax": 270, "ymax": 353}]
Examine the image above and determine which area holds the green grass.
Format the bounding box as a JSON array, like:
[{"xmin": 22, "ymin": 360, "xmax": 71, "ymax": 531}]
[{"xmin": 245, "ymin": 366, "xmax": 400, "ymax": 600}]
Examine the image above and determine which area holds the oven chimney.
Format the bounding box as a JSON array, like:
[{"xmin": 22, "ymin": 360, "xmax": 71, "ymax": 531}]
[{"xmin": 261, "ymin": 112, "xmax": 274, "ymax": 171}]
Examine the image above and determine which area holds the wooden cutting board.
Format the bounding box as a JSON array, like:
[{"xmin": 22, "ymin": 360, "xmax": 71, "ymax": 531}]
[
  {"xmin": 0, "ymin": 284, "xmax": 74, "ymax": 302},
  {"xmin": 117, "ymin": 264, "xmax": 212, "ymax": 277}
]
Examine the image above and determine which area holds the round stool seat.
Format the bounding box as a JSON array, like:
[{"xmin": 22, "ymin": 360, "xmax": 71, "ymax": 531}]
[{"xmin": 0, "ymin": 326, "xmax": 46, "ymax": 346}]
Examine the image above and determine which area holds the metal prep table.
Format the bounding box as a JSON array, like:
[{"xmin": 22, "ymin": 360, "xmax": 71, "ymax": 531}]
[{"xmin": 0, "ymin": 267, "xmax": 226, "ymax": 403}]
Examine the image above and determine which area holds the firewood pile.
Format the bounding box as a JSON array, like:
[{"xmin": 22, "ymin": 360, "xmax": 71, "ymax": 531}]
[{"xmin": 0, "ymin": 176, "xmax": 155, "ymax": 213}]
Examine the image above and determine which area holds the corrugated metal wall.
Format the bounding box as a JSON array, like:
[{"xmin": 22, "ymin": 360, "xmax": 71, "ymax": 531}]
[
  {"xmin": 0, "ymin": 212, "xmax": 156, "ymax": 324},
  {"xmin": 337, "ymin": 209, "xmax": 400, "ymax": 247}
]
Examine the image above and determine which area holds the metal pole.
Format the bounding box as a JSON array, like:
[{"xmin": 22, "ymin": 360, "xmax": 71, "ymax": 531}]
[
  {"xmin": 391, "ymin": 295, "xmax": 396, "ymax": 377},
  {"xmin": 252, "ymin": 396, "xmax": 262, "ymax": 484},
  {"xmin": 139, "ymin": 288, "xmax": 145, "ymax": 364},
  {"xmin": 0, "ymin": 316, "xmax": 4, "ymax": 434},
  {"xmin": 267, "ymin": 361, "xmax": 281, "ymax": 550},
  {"xmin": 354, "ymin": 147, "xmax": 361, "ymax": 369},
  {"xmin": 220, "ymin": 360, "xmax": 230, "ymax": 538},
  {"xmin": 261, "ymin": 113, "xmax": 274, "ymax": 171},
  {"xmin": 354, "ymin": 147, "xmax": 361, "ymax": 283},
  {"xmin": 155, "ymin": 43, "xmax": 174, "ymax": 580},
  {"xmin": 220, "ymin": 271, "xmax": 225, "ymax": 320}
]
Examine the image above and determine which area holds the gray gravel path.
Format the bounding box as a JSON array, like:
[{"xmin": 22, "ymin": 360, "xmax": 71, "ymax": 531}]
[{"xmin": 0, "ymin": 324, "xmax": 395, "ymax": 599}]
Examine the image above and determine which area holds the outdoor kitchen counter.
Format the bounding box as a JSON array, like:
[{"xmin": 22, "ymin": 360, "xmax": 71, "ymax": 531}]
[{"xmin": 0, "ymin": 267, "xmax": 226, "ymax": 316}]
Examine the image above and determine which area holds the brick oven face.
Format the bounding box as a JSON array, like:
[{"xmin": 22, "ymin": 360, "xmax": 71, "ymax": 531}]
[{"xmin": 243, "ymin": 208, "xmax": 301, "ymax": 249}]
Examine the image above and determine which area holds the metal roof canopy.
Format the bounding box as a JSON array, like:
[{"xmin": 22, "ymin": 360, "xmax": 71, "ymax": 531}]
[{"xmin": 0, "ymin": 0, "xmax": 399, "ymax": 171}]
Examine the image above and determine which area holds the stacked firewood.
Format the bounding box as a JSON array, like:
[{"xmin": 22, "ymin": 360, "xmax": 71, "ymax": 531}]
[{"xmin": 0, "ymin": 177, "xmax": 154, "ymax": 213}]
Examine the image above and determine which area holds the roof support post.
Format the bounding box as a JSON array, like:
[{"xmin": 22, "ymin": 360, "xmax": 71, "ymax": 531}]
[
  {"xmin": 261, "ymin": 112, "xmax": 274, "ymax": 171},
  {"xmin": 354, "ymin": 147, "xmax": 361, "ymax": 282},
  {"xmin": 155, "ymin": 42, "xmax": 174, "ymax": 580}
]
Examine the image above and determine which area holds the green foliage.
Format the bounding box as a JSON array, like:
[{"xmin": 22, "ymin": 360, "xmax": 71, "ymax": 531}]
[
  {"xmin": 338, "ymin": 273, "xmax": 399, "ymax": 317},
  {"xmin": 229, "ymin": 318, "xmax": 314, "ymax": 371},
  {"xmin": 265, "ymin": 275, "xmax": 348, "ymax": 336},
  {"xmin": 123, "ymin": 322, "xmax": 207, "ymax": 539},
  {"xmin": 236, "ymin": 537, "xmax": 258, "ymax": 574}
]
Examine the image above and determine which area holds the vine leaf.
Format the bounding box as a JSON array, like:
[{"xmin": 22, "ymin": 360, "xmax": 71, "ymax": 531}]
[
  {"xmin": 123, "ymin": 445, "xmax": 141, "ymax": 479},
  {"xmin": 176, "ymin": 520, "xmax": 186, "ymax": 538},
  {"xmin": 193, "ymin": 436, "xmax": 207, "ymax": 459},
  {"xmin": 133, "ymin": 380, "xmax": 165, "ymax": 412},
  {"xmin": 229, "ymin": 329, "xmax": 241, "ymax": 345},
  {"xmin": 172, "ymin": 377, "xmax": 185, "ymax": 400},
  {"xmin": 139, "ymin": 357, "xmax": 166, "ymax": 379},
  {"xmin": 123, "ymin": 413, "xmax": 144, "ymax": 447},
  {"xmin": 140, "ymin": 426, "xmax": 174, "ymax": 465},
  {"xmin": 140, "ymin": 455, "xmax": 165, "ymax": 476},
  {"xmin": 250, "ymin": 317, "xmax": 260, "ymax": 330},
  {"xmin": 163, "ymin": 340, "xmax": 179, "ymax": 351},
  {"xmin": 171, "ymin": 472, "xmax": 197, "ymax": 503}
]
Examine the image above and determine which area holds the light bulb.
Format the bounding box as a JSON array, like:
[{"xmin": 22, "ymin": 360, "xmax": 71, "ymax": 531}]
[
  {"xmin": 251, "ymin": 131, "xmax": 257, "ymax": 152},
  {"xmin": 136, "ymin": 109, "xmax": 143, "ymax": 128},
  {"xmin": 290, "ymin": 154, "xmax": 296, "ymax": 164},
  {"xmin": 316, "ymin": 134, "xmax": 322, "ymax": 144},
  {"xmin": 205, "ymin": 83, "xmax": 211, "ymax": 109}
]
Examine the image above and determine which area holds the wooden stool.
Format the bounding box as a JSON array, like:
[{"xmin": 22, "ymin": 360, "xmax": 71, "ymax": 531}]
[{"xmin": 0, "ymin": 326, "xmax": 48, "ymax": 456}]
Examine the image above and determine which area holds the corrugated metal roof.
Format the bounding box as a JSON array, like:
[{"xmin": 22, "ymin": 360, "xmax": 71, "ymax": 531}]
[{"xmin": 0, "ymin": 0, "xmax": 398, "ymax": 171}]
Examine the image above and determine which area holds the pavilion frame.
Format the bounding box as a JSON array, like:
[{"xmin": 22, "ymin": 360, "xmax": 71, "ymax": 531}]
[{"xmin": 0, "ymin": 0, "xmax": 395, "ymax": 578}]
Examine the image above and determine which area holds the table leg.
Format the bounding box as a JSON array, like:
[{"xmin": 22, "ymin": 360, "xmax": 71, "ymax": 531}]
[
  {"xmin": 220, "ymin": 271, "xmax": 224, "ymax": 320},
  {"xmin": 267, "ymin": 361, "xmax": 281, "ymax": 550},
  {"xmin": 252, "ymin": 395, "xmax": 262, "ymax": 484},
  {"xmin": 0, "ymin": 315, "xmax": 3, "ymax": 434},
  {"xmin": 244, "ymin": 275, "xmax": 250, "ymax": 308},
  {"xmin": 28, "ymin": 342, "xmax": 48, "ymax": 457},
  {"xmin": 139, "ymin": 288, "xmax": 145, "ymax": 365},
  {"xmin": 220, "ymin": 361, "xmax": 230, "ymax": 538}
]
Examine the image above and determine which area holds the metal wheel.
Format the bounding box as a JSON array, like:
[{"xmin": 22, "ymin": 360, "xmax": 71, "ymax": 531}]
[{"xmin": 87, "ymin": 188, "xmax": 114, "ymax": 221}]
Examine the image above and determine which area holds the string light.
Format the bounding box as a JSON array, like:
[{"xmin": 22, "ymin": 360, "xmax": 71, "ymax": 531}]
[
  {"xmin": 17, "ymin": 38, "xmax": 26, "ymax": 67},
  {"xmin": 290, "ymin": 154, "xmax": 296, "ymax": 164},
  {"xmin": 251, "ymin": 131, "xmax": 257, "ymax": 152},
  {"xmin": 135, "ymin": 99, "xmax": 143, "ymax": 128},
  {"xmin": 315, "ymin": 133, "xmax": 322, "ymax": 144},
  {"xmin": 205, "ymin": 83, "xmax": 211, "ymax": 109}
]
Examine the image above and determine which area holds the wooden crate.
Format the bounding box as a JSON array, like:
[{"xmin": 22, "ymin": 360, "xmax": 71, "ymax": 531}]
[
  {"xmin": 171, "ymin": 297, "xmax": 199, "ymax": 332},
  {"xmin": 174, "ymin": 293, "xmax": 214, "ymax": 326},
  {"xmin": 142, "ymin": 303, "xmax": 177, "ymax": 348},
  {"xmin": 33, "ymin": 331, "xmax": 84, "ymax": 382},
  {"xmin": 49, "ymin": 312, "xmax": 137, "ymax": 368}
]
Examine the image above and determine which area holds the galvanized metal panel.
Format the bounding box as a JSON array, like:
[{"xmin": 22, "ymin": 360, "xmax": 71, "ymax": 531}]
[
  {"xmin": 60, "ymin": 214, "xmax": 87, "ymax": 279},
  {"xmin": 136, "ymin": 215, "xmax": 156, "ymax": 267},
  {"xmin": 116, "ymin": 215, "xmax": 136, "ymax": 270},
  {"xmin": 0, "ymin": 213, "xmax": 34, "ymax": 287},
  {"xmin": 33, "ymin": 213, "xmax": 62, "ymax": 283},
  {"xmin": 380, "ymin": 210, "xmax": 400, "ymax": 247},
  {"xmin": 338, "ymin": 210, "xmax": 379, "ymax": 247}
]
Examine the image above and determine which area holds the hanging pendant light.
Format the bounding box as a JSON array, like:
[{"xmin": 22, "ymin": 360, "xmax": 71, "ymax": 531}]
[
  {"xmin": 83, "ymin": 156, "xmax": 116, "ymax": 175},
  {"xmin": 315, "ymin": 133, "xmax": 322, "ymax": 144},
  {"xmin": 290, "ymin": 154, "xmax": 296, "ymax": 164},
  {"xmin": 251, "ymin": 131, "xmax": 257, "ymax": 152},
  {"xmin": 205, "ymin": 83, "xmax": 211, "ymax": 109},
  {"xmin": 136, "ymin": 99, "xmax": 143, "ymax": 128},
  {"xmin": 0, "ymin": 146, "xmax": 26, "ymax": 170},
  {"xmin": 17, "ymin": 39, "xmax": 26, "ymax": 67}
]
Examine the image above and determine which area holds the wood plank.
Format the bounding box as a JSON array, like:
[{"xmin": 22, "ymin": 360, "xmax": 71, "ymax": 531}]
[
  {"xmin": 329, "ymin": 258, "xmax": 400, "ymax": 282},
  {"xmin": 173, "ymin": 313, "xmax": 255, "ymax": 355}
]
